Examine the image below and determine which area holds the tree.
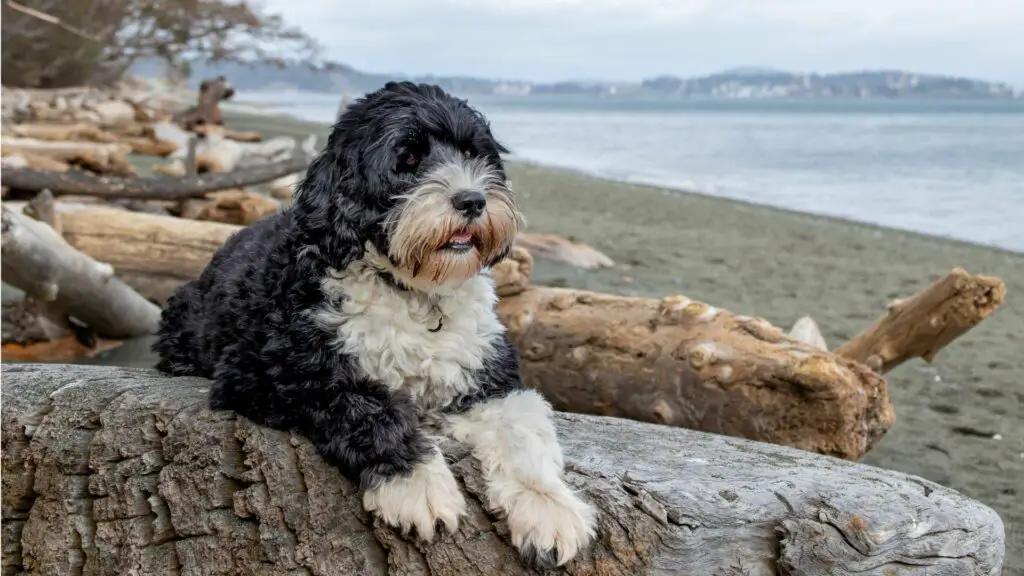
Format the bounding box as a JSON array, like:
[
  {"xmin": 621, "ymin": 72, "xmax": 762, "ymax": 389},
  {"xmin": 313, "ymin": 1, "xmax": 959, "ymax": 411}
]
[{"xmin": 0, "ymin": 0, "xmax": 325, "ymax": 88}]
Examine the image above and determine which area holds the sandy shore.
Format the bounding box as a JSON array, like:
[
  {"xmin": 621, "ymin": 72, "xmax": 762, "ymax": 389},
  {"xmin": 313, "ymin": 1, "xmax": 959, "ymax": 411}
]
[{"xmin": 99, "ymin": 108, "xmax": 1024, "ymax": 571}]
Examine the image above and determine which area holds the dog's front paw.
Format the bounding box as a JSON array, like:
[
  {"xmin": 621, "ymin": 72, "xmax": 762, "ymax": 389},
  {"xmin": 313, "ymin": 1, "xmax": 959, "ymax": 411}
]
[
  {"xmin": 363, "ymin": 450, "xmax": 467, "ymax": 541},
  {"xmin": 502, "ymin": 481, "xmax": 597, "ymax": 567}
]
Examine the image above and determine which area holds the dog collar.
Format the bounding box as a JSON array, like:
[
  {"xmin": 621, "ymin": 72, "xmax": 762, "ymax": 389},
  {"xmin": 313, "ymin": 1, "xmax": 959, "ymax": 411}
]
[{"xmin": 373, "ymin": 269, "xmax": 445, "ymax": 332}]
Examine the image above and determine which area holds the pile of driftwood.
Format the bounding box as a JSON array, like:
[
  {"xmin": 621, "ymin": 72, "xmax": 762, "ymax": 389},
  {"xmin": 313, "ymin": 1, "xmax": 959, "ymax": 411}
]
[{"xmin": 0, "ymin": 80, "xmax": 1011, "ymax": 574}]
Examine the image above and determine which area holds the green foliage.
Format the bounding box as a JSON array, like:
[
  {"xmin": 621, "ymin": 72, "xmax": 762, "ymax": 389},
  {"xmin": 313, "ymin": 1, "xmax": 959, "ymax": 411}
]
[{"xmin": 0, "ymin": 0, "xmax": 324, "ymax": 88}]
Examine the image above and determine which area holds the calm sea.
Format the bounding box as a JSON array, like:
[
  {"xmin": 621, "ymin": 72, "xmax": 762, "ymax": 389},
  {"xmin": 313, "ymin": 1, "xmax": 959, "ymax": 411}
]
[{"xmin": 236, "ymin": 91, "xmax": 1024, "ymax": 252}]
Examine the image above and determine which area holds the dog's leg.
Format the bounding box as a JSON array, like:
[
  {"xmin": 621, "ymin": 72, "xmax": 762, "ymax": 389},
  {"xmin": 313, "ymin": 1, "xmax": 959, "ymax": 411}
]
[
  {"xmin": 361, "ymin": 441, "xmax": 466, "ymax": 542},
  {"xmin": 210, "ymin": 348, "xmax": 466, "ymax": 541},
  {"xmin": 444, "ymin": 388, "xmax": 597, "ymax": 566}
]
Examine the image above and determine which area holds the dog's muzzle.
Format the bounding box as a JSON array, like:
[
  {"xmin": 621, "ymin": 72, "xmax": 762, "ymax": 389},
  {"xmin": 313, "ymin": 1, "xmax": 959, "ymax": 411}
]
[{"xmin": 451, "ymin": 189, "xmax": 487, "ymax": 220}]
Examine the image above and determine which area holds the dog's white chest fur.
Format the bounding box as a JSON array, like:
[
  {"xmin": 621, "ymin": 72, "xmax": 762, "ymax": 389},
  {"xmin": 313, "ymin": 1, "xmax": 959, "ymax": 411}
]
[{"xmin": 316, "ymin": 260, "xmax": 505, "ymax": 411}]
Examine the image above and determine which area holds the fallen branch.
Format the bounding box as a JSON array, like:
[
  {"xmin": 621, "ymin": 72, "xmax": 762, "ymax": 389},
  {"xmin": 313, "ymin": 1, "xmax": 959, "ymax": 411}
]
[
  {"xmin": 4, "ymin": 0, "xmax": 102, "ymax": 42},
  {"xmin": 0, "ymin": 205, "xmax": 161, "ymax": 338},
  {"xmin": 0, "ymin": 364, "xmax": 1006, "ymax": 575},
  {"xmin": 0, "ymin": 155, "xmax": 311, "ymax": 200},
  {"xmin": 835, "ymin": 268, "xmax": 1006, "ymax": 373}
]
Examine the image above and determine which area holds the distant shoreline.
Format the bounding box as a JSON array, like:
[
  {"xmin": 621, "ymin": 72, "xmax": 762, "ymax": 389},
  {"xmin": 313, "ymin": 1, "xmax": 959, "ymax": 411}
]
[{"xmin": 221, "ymin": 103, "xmax": 1022, "ymax": 256}]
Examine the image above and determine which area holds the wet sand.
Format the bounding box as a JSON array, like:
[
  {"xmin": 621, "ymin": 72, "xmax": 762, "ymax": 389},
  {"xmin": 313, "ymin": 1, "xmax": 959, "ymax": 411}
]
[{"xmin": 111, "ymin": 109, "xmax": 1024, "ymax": 571}]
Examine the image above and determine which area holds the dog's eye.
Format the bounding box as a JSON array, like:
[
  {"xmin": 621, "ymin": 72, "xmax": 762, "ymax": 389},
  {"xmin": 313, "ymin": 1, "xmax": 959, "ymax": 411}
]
[
  {"xmin": 401, "ymin": 153, "xmax": 419, "ymax": 169},
  {"xmin": 462, "ymin": 149, "xmax": 472, "ymax": 159}
]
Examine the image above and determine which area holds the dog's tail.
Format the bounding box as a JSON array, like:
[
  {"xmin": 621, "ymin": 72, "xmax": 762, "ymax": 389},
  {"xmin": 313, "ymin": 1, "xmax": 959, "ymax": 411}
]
[{"xmin": 153, "ymin": 280, "xmax": 207, "ymax": 377}]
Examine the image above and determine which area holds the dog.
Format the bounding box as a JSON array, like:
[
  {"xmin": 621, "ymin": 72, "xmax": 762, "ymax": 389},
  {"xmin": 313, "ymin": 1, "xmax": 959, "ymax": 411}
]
[{"xmin": 154, "ymin": 81, "xmax": 597, "ymax": 566}]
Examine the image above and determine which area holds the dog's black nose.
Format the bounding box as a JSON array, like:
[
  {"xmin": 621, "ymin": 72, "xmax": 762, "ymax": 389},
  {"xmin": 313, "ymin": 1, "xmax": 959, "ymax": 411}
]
[{"xmin": 451, "ymin": 190, "xmax": 486, "ymax": 217}]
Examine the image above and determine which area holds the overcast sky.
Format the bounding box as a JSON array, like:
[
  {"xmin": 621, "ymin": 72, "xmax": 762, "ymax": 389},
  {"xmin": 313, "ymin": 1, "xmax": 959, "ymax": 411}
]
[{"xmin": 263, "ymin": 0, "xmax": 1024, "ymax": 85}]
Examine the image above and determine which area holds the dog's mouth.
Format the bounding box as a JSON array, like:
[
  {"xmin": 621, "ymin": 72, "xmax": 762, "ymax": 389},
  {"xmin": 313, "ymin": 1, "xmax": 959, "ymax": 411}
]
[{"xmin": 441, "ymin": 229, "xmax": 478, "ymax": 252}]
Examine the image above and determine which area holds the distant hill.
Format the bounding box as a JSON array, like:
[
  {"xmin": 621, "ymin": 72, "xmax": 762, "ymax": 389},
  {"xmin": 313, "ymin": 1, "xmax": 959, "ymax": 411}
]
[{"xmin": 131, "ymin": 60, "xmax": 1022, "ymax": 101}]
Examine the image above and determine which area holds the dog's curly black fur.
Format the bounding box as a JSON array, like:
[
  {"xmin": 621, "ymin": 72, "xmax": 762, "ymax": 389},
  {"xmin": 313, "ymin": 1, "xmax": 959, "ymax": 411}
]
[
  {"xmin": 154, "ymin": 82, "xmax": 519, "ymax": 488},
  {"xmin": 155, "ymin": 81, "xmax": 597, "ymax": 566}
]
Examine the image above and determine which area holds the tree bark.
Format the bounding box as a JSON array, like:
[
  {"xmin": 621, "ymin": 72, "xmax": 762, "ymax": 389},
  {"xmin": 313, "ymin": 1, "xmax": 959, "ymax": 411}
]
[
  {"xmin": 834, "ymin": 268, "xmax": 1006, "ymax": 373},
  {"xmin": 0, "ymin": 155, "xmax": 311, "ymax": 200},
  {"xmin": 0, "ymin": 364, "xmax": 1005, "ymax": 576},
  {"xmin": 496, "ymin": 287, "xmax": 894, "ymax": 461},
  {"xmin": 0, "ymin": 205, "xmax": 161, "ymax": 338}
]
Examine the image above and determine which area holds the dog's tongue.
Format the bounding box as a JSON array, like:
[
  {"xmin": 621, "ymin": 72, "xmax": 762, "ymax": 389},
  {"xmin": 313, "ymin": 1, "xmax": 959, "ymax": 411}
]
[{"xmin": 448, "ymin": 231, "xmax": 473, "ymax": 244}]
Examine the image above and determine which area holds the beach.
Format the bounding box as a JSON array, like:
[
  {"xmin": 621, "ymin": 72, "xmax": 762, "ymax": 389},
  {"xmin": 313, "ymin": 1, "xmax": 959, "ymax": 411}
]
[{"xmin": 94, "ymin": 106, "xmax": 1024, "ymax": 571}]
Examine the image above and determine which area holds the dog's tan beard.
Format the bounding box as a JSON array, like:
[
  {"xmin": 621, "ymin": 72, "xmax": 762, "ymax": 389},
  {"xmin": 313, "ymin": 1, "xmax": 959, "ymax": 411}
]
[{"xmin": 386, "ymin": 164, "xmax": 522, "ymax": 287}]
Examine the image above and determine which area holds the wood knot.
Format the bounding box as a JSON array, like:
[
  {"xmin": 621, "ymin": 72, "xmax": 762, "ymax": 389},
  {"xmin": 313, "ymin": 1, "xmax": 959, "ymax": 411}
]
[
  {"xmin": 651, "ymin": 400, "xmax": 674, "ymax": 424},
  {"xmin": 658, "ymin": 295, "xmax": 692, "ymax": 315},
  {"xmin": 569, "ymin": 346, "xmax": 589, "ymax": 366},
  {"xmin": 684, "ymin": 302, "xmax": 719, "ymax": 321},
  {"xmin": 739, "ymin": 317, "xmax": 785, "ymax": 343},
  {"xmin": 548, "ymin": 293, "xmax": 577, "ymax": 311},
  {"xmin": 687, "ymin": 342, "xmax": 718, "ymax": 369},
  {"xmin": 505, "ymin": 310, "xmax": 533, "ymax": 333}
]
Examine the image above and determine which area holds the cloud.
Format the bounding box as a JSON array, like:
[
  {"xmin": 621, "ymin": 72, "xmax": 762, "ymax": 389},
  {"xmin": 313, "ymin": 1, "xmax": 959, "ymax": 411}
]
[{"xmin": 260, "ymin": 0, "xmax": 1024, "ymax": 84}]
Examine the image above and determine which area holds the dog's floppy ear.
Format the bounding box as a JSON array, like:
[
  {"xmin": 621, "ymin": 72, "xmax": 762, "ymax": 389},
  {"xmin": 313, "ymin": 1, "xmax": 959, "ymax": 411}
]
[{"xmin": 294, "ymin": 147, "xmax": 365, "ymax": 268}]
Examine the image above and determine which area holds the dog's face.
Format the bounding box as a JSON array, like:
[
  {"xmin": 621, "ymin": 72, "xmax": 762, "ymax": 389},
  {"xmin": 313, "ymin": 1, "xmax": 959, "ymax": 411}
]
[{"xmin": 298, "ymin": 82, "xmax": 523, "ymax": 289}]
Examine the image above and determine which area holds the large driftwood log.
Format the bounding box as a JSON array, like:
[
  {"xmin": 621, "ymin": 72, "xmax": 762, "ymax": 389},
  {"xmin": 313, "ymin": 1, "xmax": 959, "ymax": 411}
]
[
  {"xmin": 0, "ymin": 364, "xmax": 1006, "ymax": 575},
  {"xmin": 52, "ymin": 205, "xmax": 240, "ymax": 304},
  {"xmin": 496, "ymin": 287, "xmax": 894, "ymax": 460},
  {"xmin": 0, "ymin": 205, "xmax": 161, "ymax": 338},
  {"xmin": 3, "ymin": 122, "xmax": 119, "ymax": 143},
  {"xmin": 0, "ymin": 155, "xmax": 311, "ymax": 200},
  {"xmin": 835, "ymin": 268, "xmax": 1006, "ymax": 373}
]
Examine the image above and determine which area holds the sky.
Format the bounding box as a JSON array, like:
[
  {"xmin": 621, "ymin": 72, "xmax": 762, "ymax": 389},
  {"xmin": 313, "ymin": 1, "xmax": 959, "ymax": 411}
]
[{"xmin": 262, "ymin": 0, "xmax": 1024, "ymax": 85}]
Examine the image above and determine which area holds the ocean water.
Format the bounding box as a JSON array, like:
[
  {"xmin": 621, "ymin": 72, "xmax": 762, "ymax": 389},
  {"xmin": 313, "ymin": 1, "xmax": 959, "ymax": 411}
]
[{"xmin": 236, "ymin": 91, "xmax": 1024, "ymax": 252}]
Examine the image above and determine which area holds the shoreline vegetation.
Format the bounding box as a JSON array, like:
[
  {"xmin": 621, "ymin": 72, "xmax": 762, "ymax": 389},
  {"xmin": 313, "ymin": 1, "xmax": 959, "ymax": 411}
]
[{"xmin": 1, "ymin": 86, "xmax": 1019, "ymax": 572}]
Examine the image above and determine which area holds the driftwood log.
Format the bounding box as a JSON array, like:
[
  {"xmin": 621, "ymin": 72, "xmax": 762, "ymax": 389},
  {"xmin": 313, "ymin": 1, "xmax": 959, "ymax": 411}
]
[
  {"xmin": 52, "ymin": 205, "xmax": 240, "ymax": 304},
  {"xmin": 0, "ymin": 364, "xmax": 1006, "ymax": 575},
  {"xmin": 835, "ymin": 268, "xmax": 1006, "ymax": 373},
  {"xmin": 1, "ymin": 138, "xmax": 136, "ymax": 177},
  {"xmin": 496, "ymin": 285, "xmax": 893, "ymax": 460},
  {"xmin": 0, "ymin": 155, "xmax": 311, "ymax": 200},
  {"xmin": 514, "ymin": 233, "xmax": 614, "ymax": 269},
  {"xmin": 0, "ymin": 204, "xmax": 161, "ymax": 338},
  {"xmin": 173, "ymin": 76, "xmax": 235, "ymax": 130}
]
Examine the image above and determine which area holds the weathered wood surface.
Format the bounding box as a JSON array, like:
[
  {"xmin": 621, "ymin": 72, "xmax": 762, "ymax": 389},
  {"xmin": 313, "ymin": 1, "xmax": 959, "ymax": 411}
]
[
  {"xmin": 0, "ymin": 155, "xmax": 311, "ymax": 200},
  {"xmin": 52, "ymin": 205, "xmax": 240, "ymax": 304},
  {"xmin": 173, "ymin": 76, "xmax": 235, "ymax": 130},
  {"xmin": 496, "ymin": 286, "xmax": 894, "ymax": 461},
  {"xmin": 0, "ymin": 205, "xmax": 161, "ymax": 338},
  {"xmin": 835, "ymin": 268, "xmax": 1006, "ymax": 373},
  {"xmin": 513, "ymin": 233, "xmax": 614, "ymax": 269},
  {"xmin": 0, "ymin": 364, "xmax": 1006, "ymax": 575},
  {"xmin": 1, "ymin": 138, "xmax": 135, "ymax": 177}
]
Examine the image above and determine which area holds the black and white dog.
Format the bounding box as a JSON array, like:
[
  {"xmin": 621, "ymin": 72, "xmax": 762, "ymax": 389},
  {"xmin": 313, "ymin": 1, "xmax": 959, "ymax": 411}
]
[{"xmin": 154, "ymin": 81, "xmax": 597, "ymax": 566}]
